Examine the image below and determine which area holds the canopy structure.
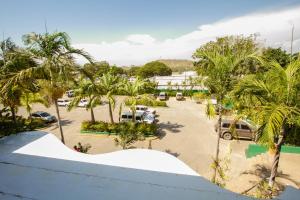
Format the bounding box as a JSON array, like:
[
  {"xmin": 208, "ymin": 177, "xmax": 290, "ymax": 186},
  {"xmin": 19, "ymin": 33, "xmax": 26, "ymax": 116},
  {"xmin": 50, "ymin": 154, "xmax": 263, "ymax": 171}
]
[{"xmin": 0, "ymin": 131, "xmax": 298, "ymax": 200}]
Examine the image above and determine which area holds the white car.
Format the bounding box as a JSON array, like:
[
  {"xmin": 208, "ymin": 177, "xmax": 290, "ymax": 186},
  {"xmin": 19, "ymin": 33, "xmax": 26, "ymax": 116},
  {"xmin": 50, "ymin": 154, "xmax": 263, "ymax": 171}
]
[
  {"xmin": 158, "ymin": 92, "xmax": 167, "ymax": 101},
  {"xmin": 57, "ymin": 99, "xmax": 70, "ymax": 107},
  {"xmin": 136, "ymin": 105, "xmax": 156, "ymax": 115},
  {"xmin": 78, "ymin": 99, "xmax": 88, "ymax": 107}
]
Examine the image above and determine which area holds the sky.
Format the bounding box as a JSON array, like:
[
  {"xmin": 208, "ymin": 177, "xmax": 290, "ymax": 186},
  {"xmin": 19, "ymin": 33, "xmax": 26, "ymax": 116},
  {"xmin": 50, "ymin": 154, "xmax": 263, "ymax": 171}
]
[{"xmin": 1, "ymin": 0, "xmax": 300, "ymax": 65}]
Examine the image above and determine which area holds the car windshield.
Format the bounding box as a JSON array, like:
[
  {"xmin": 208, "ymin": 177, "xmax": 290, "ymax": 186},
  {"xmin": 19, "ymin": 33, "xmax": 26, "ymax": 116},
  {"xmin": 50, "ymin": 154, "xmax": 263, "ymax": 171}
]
[{"xmin": 40, "ymin": 112, "xmax": 50, "ymax": 117}]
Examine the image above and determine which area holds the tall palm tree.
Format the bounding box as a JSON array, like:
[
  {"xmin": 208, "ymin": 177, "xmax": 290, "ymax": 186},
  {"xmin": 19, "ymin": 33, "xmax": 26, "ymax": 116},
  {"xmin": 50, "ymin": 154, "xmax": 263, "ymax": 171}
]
[
  {"xmin": 232, "ymin": 60, "xmax": 300, "ymax": 188},
  {"xmin": 122, "ymin": 78, "xmax": 145, "ymax": 122},
  {"xmin": 2, "ymin": 32, "xmax": 92, "ymax": 144},
  {"xmin": 193, "ymin": 47, "xmax": 257, "ymax": 183},
  {"xmin": 98, "ymin": 72, "xmax": 120, "ymax": 124},
  {"xmin": 68, "ymin": 78, "xmax": 102, "ymax": 123},
  {"xmin": 0, "ymin": 84, "xmax": 22, "ymax": 123}
]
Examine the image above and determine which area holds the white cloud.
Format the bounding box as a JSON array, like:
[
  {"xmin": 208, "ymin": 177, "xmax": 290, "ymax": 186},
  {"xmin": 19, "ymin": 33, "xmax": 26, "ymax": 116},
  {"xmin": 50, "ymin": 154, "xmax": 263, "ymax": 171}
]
[{"xmin": 73, "ymin": 6, "xmax": 300, "ymax": 66}]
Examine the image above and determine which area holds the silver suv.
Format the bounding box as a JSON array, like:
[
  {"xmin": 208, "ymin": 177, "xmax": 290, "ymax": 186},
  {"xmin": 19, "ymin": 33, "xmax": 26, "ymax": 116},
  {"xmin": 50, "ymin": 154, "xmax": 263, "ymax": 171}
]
[{"xmin": 215, "ymin": 119, "xmax": 257, "ymax": 140}]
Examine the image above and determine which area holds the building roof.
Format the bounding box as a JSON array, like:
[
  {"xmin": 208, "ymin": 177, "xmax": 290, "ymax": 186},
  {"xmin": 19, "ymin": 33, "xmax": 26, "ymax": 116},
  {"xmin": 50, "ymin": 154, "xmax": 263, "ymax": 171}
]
[{"xmin": 0, "ymin": 131, "xmax": 298, "ymax": 200}]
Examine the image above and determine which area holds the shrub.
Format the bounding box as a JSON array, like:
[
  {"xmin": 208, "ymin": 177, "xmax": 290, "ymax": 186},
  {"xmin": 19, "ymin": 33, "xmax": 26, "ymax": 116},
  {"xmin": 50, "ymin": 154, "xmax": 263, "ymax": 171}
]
[
  {"xmin": 74, "ymin": 142, "xmax": 91, "ymax": 153},
  {"xmin": 0, "ymin": 116, "xmax": 47, "ymax": 138},
  {"xmin": 81, "ymin": 121, "xmax": 158, "ymax": 136},
  {"xmin": 124, "ymin": 95, "xmax": 167, "ymax": 107},
  {"xmin": 114, "ymin": 122, "xmax": 145, "ymax": 149}
]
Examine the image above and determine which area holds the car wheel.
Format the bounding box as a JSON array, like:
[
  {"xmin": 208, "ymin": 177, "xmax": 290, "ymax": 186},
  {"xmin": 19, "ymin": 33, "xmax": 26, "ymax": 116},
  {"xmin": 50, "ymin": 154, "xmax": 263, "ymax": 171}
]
[{"xmin": 223, "ymin": 132, "xmax": 232, "ymax": 140}]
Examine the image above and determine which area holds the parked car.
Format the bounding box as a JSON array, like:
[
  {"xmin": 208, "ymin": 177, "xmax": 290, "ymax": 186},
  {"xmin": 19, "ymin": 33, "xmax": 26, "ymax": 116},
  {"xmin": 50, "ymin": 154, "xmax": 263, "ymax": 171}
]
[
  {"xmin": 215, "ymin": 119, "xmax": 257, "ymax": 140},
  {"xmin": 66, "ymin": 90, "xmax": 74, "ymax": 97},
  {"xmin": 78, "ymin": 99, "xmax": 88, "ymax": 107},
  {"xmin": 136, "ymin": 105, "xmax": 156, "ymax": 114},
  {"xmin": 57, "ymin": 99, "xmax": 70, "ymax": 107},
  {"xmin": 176, "ymin": 92, "xmax": 184, "ymax": 101},
  {"xmin": 31, "ymin": 111, "xmax": 57, "ymax": 123},
  {"xmin": 143, "ymin": 114, "xmax": 156, "ymax": 124},
  {"xmin": 158, "ymin": 92, "xmax": 167, "ymax": 101}
]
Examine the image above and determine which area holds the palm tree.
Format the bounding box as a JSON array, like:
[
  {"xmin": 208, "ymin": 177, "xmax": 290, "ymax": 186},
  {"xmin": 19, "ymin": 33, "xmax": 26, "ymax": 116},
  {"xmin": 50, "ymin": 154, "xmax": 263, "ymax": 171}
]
[
  {"xmin": 2, "ymin": 32, "xmax": 92, "ymax": 144},
  {"xmin": 0, "ymin": 84, "xmax": 22, "ymax": 123},
  {"xmin": 98, "ymin": 72, "xmax": 120, "ymax": 124},
  {"xmin": 122, "ymin": 78, "xmax": 145, "ymax": 122},
  {"xmin": 193, "ymin": 47, "xmax": 257, "ymax": 183},
  {"xmin": 232, "ymin": 60, "xmax": 300, "ymax": 188},
  {"xmin": 68, "ymin": 78, "xmax": 102, "ymax": 123},
  {"xmin": 20, "ymin": 91, "xmax": 49, "ymax": 120},
  {"xmin": 167, "ymin": 81, "xmax": 172, "ymax": 91}
]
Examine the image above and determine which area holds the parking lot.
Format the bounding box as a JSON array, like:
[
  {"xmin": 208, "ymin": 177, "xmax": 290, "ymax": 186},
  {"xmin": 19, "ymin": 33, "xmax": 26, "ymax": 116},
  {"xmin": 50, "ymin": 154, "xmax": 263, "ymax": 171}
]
[{"xmin": 17, "ymin": 96, "xmax": 300, "ymax": 192}]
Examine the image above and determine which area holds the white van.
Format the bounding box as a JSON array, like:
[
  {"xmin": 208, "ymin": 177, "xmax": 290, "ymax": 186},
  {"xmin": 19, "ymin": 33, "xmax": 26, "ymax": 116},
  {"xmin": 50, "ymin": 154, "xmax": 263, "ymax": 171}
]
[
  {"xmin": 57, "ymin": 99, "xmax": 70, "ymax": 107},
  {"xmin": 120, "ymin": 111, "xmax": 144, "ymax": 123}
]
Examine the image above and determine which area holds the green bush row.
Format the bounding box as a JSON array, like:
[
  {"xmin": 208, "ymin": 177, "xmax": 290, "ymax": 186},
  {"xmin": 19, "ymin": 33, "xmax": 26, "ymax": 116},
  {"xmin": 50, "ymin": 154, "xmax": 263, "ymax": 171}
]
[
  {"xmin": 155, "ymin": 89, "xmax": 208, "ymax": 97},
  {"xmin": 0, "ymin": 117, "xmax": 47, "ymax": 138},
  {"xmin": 125, "ymin": 95, "xmax": 167, "ymax": 107},
  {"xmin": 81, "ymin": 121, "xmax": 158, "ymax": 136}
]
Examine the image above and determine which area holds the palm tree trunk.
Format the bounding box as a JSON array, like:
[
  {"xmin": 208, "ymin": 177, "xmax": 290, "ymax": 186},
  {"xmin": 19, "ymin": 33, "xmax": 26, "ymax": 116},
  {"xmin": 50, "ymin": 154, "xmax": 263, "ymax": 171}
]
[
  {"xmin": 212, "ymin": 103, "xmax": 222, "ymax": 183},
  {"xmin": 108, "ymin": 101, "xmax": 114, "ymax": 124},
  {"xmin": 10, "ymin": 106, "xmax": 16, "ymax": 124},
  {"xmin": 268, "ymin": 127, "xmax": 286, "ymax": 188},
  {"xmin": 54, "ymin": 100, "xmax": 65, "ymax": 144},
  {"xmin": 90, "ymin": 107, "xmax": 95, "ymax": 123}
]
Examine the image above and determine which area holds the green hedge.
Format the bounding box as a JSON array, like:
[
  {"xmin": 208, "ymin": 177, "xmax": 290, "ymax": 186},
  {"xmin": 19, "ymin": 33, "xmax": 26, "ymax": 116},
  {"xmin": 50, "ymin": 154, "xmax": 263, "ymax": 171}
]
[
  {"xmin": 81, "ymin": 121, "xmax": 158, "ymax": 136},
  {"xmin": 125, "ymin": 95, "xmax": 167, "ymax": 107},
  {"xmin": 156, "ymin": 89, "xmax": 208, "ymax": 97},
  {"xmin": 0, "ymin": 117, "xmax": 47, "ymax": 138}
]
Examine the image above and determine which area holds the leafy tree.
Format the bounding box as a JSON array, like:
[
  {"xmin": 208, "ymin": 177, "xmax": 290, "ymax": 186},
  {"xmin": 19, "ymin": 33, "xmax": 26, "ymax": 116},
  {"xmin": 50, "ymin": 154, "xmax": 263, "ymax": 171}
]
[
  {"xmin": 193, "ymin": 36, "xmax": 257, "ymax": 183},
  {"xmin": 194, "ymin": 35, "xmax": 260, "ymax": 76},
  {"xmin": 138, "ymin": 61, "xmax": 172, "ymax": 78},
  {"xmin": 83, "ymin": 61, "xmax": 124, "ymax": 77},
  {"xmin": 232, "ymin": 59, "xmax": 300, "ymax": 189},
  {"xmin": 110, "ymin": 65, "xmax": 125, "ymax": 75},
  {"xmin": 68, "ymin": 78, "xmax": 102, "ymax": 123},
  {"xmin": 262, "ymin": 47, "xmax": 290, "ymax": 69},
  {"xmin": 126, "ymin": 66, "xmax": 140, "ymax": 76},
  {"xmin": 98, "ymin": 72, "xmax": 120, "ymax": 124},
  {"xmin": 83, "ymin": 61, "xmax": 110, "ymax": 77}
]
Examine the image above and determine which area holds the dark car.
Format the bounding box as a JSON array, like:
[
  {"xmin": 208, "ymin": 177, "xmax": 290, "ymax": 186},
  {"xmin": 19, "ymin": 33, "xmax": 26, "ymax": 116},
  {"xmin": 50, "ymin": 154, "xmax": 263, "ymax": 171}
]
[{"xmin": 31, "ymin": 111, "xmax": 57, "ymax": 123}]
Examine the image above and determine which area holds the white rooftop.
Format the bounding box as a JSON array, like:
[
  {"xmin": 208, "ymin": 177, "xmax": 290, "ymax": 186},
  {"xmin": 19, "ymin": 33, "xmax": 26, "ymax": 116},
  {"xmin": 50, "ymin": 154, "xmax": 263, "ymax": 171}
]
[{"xmin": 0, "ymin": 131, "xmax": 298, "ymax": 200}]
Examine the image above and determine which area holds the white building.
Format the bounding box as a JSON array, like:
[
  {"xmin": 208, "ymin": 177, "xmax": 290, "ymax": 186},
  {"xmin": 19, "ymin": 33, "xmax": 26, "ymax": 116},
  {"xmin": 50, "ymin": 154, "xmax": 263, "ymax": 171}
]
[{"xmin": 151, "ymin": 71, "xmax": 206, "ymax": 90}]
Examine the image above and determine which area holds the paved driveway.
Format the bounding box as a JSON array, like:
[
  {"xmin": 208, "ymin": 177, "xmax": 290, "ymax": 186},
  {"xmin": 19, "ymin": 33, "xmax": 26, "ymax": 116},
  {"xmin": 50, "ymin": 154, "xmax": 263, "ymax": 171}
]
[
  {"xmin": 17, "ymin": 96, "xmax": 300, "ymax": 192},
  {"xmin": 17, "ymin": 97, "xmax": 246, "ymax": 176}
]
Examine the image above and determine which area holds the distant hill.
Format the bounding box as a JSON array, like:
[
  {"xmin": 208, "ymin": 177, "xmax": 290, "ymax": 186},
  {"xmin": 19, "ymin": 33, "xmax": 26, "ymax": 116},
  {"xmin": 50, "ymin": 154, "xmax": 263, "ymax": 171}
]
[{"xmin": 157, "ymin": 59, "xmax": 194, "ymax": 73}]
